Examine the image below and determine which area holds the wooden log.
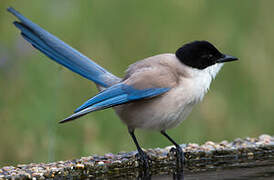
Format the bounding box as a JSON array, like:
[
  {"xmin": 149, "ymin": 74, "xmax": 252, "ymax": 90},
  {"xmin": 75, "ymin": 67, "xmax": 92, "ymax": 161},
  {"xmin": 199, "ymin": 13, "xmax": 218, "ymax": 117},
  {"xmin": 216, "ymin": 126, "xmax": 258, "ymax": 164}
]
[{"xmin": 0, "ymin": 134, "xmax": 273, "ymax": 179}]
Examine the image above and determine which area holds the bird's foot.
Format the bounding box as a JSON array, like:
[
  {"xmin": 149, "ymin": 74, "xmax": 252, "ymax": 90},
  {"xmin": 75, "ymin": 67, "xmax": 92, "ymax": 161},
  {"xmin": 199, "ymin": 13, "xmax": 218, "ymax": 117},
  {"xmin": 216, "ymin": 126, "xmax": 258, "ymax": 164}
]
[
  {"xmin": 135, "ymin": 151, "xmax": 150, "ymax": 170},
  {"xmin": 170, "ymin": 146, "xmax": 184, "ymax": 169}
]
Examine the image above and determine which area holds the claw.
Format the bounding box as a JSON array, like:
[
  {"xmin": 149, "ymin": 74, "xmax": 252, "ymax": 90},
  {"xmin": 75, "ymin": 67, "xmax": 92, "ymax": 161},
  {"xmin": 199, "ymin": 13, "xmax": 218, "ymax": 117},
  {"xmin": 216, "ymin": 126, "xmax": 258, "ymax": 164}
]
[
  {"xmin": 170, "ymin": 146, "xmax": 184, "ymax": 169},
  {"xmin": 135, "ymin": 152, "xmax": 150, "ymax": 169}
]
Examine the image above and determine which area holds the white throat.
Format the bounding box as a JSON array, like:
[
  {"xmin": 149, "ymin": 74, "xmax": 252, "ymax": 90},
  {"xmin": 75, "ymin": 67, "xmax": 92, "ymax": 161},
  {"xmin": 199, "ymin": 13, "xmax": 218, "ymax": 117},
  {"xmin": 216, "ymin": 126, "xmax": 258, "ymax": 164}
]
[
  {"xmin": 184, "ymin": 63, "xmax": 224, "ymax": 102},
  {"xmin": 204, "ymin": 63, "xmax": 224, "ymax": 79}
]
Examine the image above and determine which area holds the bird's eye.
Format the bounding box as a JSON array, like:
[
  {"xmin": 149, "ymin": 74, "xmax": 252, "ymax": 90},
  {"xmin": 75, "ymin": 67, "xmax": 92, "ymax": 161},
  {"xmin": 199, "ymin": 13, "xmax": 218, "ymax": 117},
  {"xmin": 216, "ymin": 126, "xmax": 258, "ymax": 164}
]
[{"xmin": 201, "ymin": 54, "xmax": 213, "ymax": 59}]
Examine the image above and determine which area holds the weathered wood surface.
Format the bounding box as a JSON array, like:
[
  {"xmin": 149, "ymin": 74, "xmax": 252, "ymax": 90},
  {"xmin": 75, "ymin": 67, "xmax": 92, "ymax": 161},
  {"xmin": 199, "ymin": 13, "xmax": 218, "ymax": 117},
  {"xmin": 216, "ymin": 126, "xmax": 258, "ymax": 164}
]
[{"xmin": 0, "ymin": 134, "xmax": 273, "ymax": 179}]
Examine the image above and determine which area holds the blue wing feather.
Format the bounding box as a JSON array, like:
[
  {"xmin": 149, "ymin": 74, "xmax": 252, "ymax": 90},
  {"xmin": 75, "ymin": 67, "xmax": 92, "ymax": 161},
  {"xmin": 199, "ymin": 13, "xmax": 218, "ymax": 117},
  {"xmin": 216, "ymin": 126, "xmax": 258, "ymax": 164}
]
[
  {"xmin": 8, "ymin": 7, "xmax": 120, "ymax": 87},
  {"xmin": 59, "ymin": 84, "xmax": 170, "ymax": 123},
  {"xmin": 74, "ymin": 83, "xmax": 170, "ymax": 113},
  {"xmin": 74, "ymin": 84, "xmax": 125, "ymax": 112}
]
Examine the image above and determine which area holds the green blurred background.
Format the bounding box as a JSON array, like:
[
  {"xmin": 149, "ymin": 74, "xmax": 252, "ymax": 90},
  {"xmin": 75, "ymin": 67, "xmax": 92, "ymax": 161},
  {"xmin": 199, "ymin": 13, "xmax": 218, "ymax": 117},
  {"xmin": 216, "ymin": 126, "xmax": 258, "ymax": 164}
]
[{"xmin": 0, "ymin": 0, "xmax": 273, "ymax": 167}]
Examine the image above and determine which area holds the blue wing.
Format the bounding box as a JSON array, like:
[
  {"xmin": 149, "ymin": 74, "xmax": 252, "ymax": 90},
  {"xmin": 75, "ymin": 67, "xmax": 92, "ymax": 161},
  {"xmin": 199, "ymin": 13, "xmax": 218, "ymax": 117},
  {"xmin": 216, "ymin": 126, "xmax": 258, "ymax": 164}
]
[
  {"xmin": 59, "ymin": 83, "xmax": 170, "ymax": 123},
  {"xmin": 8, "ymin": 7, "xmax": 120, "ymax": 87}
]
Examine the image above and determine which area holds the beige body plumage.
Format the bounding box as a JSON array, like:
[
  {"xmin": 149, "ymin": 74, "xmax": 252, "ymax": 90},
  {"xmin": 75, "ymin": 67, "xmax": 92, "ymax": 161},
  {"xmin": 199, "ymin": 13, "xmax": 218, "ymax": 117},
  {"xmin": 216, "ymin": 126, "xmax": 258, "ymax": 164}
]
[{"xmin": 115, "ymin": 53, "xmax": 223, "ymax": 131}]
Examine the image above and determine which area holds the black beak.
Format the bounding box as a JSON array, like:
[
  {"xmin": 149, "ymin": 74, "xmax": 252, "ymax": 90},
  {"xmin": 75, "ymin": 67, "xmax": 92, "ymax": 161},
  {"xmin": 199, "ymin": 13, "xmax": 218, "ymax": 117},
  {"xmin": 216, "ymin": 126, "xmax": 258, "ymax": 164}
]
[{"xmin": 217, "ymin": 54, "xmax": 238, "ymax": 63}]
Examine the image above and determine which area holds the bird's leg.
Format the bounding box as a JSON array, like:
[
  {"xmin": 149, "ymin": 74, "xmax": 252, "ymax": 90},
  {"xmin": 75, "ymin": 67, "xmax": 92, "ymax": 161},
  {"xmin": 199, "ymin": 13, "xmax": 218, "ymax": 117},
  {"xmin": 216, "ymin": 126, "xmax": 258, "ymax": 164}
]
[
  {"xmin": 161, "ymin": 130, "xmax": 184, "ymax": 169},
  {"xmin": 129, "ymin": 129, "xmax": 150, "ymax": 170}
]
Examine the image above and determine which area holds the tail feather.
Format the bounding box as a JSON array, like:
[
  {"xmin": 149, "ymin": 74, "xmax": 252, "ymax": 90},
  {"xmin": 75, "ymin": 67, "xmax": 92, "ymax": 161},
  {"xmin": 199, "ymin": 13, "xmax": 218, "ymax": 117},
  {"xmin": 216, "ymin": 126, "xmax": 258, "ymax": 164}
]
[{"xmin": 8, "ymin": 7, "xmax": 120, "ymax": 87}]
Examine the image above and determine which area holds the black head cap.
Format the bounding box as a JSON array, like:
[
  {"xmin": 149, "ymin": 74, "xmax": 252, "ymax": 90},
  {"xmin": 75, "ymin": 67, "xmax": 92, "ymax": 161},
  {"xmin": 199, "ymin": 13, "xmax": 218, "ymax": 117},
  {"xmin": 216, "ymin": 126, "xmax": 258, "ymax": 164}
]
[{"xmin": 175, "ymin": 41, "xmax": 237, "ymax": 69}]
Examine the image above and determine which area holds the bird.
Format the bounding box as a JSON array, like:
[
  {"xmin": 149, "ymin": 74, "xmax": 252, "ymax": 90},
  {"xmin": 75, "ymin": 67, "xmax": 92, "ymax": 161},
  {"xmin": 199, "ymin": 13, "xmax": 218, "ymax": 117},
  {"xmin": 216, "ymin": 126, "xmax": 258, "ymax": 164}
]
[{"xmin": 8, "ymin": 7, "xmax": 238, "ymax": 170}]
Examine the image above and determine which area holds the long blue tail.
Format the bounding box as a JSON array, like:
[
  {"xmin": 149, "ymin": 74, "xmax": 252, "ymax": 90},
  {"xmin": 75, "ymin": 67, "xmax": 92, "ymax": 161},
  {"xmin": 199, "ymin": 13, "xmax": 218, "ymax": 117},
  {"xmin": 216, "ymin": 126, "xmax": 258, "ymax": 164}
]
[{"xmin": 8, "ymin": 7, "xmax": 120, "ymax": 88}]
